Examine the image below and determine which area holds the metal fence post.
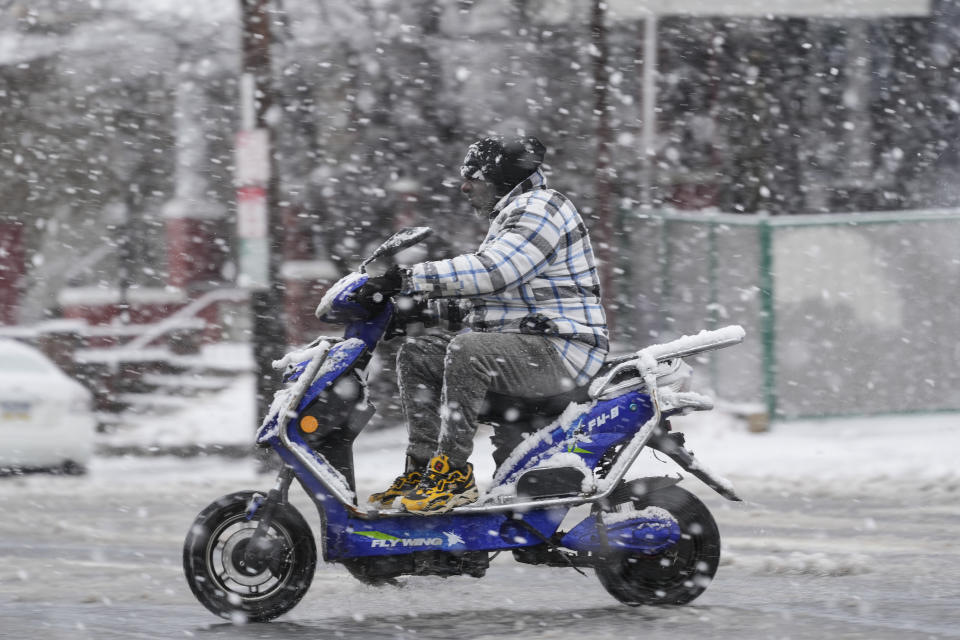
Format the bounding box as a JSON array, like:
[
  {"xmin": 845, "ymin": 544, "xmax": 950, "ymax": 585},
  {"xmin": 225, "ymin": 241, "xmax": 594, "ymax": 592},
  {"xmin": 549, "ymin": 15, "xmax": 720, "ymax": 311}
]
[{"xmin": 758, "ymin": 216, "xmax": 777, "ymax": 419}]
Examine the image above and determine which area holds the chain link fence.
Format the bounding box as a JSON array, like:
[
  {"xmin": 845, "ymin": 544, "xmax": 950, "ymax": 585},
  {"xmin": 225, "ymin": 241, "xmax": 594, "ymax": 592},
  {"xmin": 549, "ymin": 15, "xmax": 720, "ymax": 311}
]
[{"xmin": 625, "ymin": 209, "xmax": 960, "ymax": 420}]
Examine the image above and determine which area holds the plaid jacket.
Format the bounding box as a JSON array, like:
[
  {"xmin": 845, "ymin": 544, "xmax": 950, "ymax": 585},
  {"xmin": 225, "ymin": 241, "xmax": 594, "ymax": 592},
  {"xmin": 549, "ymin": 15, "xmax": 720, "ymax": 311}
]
[{"xmin": 404, "ymin": 169, "xmax": 609, "ymax": 385}]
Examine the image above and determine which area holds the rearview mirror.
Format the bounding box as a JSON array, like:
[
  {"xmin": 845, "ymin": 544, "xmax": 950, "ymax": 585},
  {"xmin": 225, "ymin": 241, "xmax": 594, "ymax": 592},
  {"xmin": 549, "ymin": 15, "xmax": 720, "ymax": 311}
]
[{"xmin": 360, "ymin": 227, "xmax": 433, "ymax": 272}]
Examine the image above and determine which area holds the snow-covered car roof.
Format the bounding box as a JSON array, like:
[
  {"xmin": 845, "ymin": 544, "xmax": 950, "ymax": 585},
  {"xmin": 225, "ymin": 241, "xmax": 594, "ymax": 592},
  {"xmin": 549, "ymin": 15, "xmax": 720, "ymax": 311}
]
[{"xmin": 0, "ymin": 338, "xmax": 60, "ymax": 375}]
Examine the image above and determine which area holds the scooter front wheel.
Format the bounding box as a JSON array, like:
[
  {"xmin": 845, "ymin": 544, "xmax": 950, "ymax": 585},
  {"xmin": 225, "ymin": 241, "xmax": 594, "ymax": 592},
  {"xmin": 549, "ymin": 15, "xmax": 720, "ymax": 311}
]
[{"xmin": 183, "ymin": 491, "xmax": 316, "ymax": 622}]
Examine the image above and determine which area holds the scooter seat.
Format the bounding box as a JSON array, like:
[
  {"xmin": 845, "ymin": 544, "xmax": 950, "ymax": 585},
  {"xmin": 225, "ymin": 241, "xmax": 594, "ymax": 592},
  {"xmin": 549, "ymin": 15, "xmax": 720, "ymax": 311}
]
[
  {"xmin": 483, "ymin": 385, "xmax": 589, "ymax": 421},
  {"xmin": 481, "ymin": 353, "xmax": 635, "ymax": 421}
]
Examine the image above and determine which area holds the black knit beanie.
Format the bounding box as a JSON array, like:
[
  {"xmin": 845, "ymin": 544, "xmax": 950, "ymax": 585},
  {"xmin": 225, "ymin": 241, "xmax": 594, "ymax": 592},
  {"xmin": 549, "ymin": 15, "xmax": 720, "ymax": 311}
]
[{"xmin": 460, "ymin": 136, "xmax": 547, "ymax": 195}]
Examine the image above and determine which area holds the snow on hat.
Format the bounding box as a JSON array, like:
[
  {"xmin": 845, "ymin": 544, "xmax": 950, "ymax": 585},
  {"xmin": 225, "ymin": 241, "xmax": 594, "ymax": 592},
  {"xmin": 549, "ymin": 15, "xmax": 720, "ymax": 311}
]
[{"xmin": 460, "ymin": 136, "xmax": 546, "ymax": 193}]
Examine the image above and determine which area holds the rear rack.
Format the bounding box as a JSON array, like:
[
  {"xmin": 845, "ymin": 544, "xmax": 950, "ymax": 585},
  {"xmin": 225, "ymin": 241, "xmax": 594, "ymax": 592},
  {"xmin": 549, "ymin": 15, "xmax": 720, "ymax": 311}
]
[{"xmin": 590, "ymin": 325, "xmax": 745, "ymax": 400}]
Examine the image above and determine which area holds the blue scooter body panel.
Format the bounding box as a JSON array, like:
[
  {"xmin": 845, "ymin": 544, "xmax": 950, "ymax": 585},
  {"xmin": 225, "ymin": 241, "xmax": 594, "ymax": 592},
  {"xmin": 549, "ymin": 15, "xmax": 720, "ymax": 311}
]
[
  {"xmin": 256, "ymin": 338, "xmax": 369, "ymax": 446},
  {"xmin": 490, "ymin": 391, "xmax": 655, "ymax": 489},
  {"xmin": 266, "ymin": 376, "xmax": 669, "ymax": 560},
  {"xmin": 297, "ymin": 340, "xmax": 367, "ymax": 410},
  {"xmin": 328, "ymin": 508, "xmax": 567, "ymax": 559}
]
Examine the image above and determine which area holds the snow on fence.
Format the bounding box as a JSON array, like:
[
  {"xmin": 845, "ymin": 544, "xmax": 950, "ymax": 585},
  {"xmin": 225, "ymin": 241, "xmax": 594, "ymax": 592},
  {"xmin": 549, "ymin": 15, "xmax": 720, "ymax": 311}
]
[{"xmin": 625, "ymin": 208, "xmax": 960, "ymax": 420}]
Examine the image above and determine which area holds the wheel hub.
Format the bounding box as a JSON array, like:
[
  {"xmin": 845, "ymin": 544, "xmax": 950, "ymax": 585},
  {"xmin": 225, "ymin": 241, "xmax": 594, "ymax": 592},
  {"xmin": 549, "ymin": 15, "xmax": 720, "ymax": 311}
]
[
  {"xmin": 230, "ymin": 538, "xmax": 267, "ymax": 576},
  {"xmin": 220, "ymin": 527, "xmax": 285, "ymax": 588}
]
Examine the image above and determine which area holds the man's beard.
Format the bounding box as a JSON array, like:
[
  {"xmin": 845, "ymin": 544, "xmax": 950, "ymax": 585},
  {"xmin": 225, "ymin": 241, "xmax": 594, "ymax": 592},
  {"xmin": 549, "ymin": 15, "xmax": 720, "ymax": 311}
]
[{"xmin": 470, "ymin": 194, "xmax": 499, "ymax": 218}]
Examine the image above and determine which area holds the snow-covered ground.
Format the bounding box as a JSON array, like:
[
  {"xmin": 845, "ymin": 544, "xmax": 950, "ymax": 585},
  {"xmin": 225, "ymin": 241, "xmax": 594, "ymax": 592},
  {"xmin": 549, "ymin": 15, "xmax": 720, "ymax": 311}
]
[
  {"xmin": 100, "ymin": 373, "xmax": 258, "ymax": 451},
  {"xmin": 3, "ymin": 375, "xmax": 959, "ymax": 639}
]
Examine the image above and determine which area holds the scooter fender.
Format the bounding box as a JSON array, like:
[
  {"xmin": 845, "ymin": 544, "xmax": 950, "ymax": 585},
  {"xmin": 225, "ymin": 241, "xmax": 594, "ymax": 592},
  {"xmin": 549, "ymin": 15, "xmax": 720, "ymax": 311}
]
[{"xmin": 561, "ymin": 506, "xmax": 681, "ymax": 555}]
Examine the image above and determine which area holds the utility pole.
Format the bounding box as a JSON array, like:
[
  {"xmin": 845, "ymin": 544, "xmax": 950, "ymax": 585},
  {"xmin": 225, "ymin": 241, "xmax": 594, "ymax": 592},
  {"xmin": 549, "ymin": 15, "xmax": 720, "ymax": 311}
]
[
  {"xmin": 238, "ymin": 0, "xmax": 286, "ymax": 444},
  {"xmin": 590, "ymin": 0, "xmax": 616, "ymax": 333}
]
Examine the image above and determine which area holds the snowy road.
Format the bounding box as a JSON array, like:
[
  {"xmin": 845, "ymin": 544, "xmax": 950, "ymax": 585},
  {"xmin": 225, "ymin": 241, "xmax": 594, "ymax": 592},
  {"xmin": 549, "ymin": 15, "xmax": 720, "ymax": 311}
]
[{"xmin": 2, "ymin": 415, "xmax": 959, "ymax": 639}]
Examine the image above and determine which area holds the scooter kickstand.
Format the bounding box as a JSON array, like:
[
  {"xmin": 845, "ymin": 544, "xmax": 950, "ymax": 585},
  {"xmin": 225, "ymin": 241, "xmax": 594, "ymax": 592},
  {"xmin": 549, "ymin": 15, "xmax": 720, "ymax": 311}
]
[{"xmin": 508, "ymin": 512, "xmax": 587, "ymax": 577}]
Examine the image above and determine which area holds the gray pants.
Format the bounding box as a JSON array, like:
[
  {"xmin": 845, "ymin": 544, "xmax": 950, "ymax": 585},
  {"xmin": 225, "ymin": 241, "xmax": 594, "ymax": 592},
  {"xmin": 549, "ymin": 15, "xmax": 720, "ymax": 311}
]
[{"xmin": 396, "ymin": 332, "xmax": 575, "ymax": 470}]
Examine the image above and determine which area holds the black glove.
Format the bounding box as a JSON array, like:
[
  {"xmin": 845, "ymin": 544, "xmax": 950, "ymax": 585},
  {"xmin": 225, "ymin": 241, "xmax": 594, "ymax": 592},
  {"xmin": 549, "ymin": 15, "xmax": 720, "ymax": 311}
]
[
  {"xmin": 353, "ymin": 265, "xmax": 406, "ymax": 310},
  {"xmin": 383, "ymin": 294, "xmax": 431, "ymax": 341}
]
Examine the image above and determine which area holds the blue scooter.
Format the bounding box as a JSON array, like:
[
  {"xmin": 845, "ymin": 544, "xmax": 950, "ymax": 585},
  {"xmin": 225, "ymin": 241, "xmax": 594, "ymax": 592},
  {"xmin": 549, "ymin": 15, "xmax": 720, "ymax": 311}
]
[{"xmin": 183, "ymin": 227, "xmax": 745, "ymax": 622}]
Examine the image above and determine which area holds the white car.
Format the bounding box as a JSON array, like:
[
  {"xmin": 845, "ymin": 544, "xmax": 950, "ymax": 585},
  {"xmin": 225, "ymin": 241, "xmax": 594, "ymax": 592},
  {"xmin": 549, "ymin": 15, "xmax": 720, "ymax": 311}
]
[{"xmin": 0, "ymin": 338, "xmax": 96, "ymax": 474}]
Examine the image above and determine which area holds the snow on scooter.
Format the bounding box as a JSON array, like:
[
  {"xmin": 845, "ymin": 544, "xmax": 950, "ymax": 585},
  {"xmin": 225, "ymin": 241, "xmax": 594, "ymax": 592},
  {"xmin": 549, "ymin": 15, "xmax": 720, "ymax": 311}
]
[{"xmin": 183, "ymin": 226, "xmax": 746, "ymax": 622}]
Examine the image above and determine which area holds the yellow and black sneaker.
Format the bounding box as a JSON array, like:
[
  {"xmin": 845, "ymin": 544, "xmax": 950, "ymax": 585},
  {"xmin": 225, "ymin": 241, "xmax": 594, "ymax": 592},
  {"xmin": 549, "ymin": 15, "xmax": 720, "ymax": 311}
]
[
  {"xmin": 400, "ymin": 454, "xmax": 479, "ymax": 514},
  {"xmin": 368, "ymin": 470, "xmax": 422, "ymax": 508}
]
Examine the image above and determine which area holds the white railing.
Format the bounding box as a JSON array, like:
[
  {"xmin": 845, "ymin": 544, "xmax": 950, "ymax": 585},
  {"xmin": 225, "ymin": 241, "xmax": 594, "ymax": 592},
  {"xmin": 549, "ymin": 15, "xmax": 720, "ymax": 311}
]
[{"xmin": 123, "ymin": 288, "xmax": 249, "ymax": 350}]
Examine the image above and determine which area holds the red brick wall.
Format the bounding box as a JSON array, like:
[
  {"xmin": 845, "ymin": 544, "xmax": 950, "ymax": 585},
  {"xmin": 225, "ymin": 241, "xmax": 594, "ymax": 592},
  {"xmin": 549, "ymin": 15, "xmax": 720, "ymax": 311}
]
[
  {"xmin": 166, "ymin": 218, "xmax": 224, "ymax": 290},
  {"xmin": 0, "ymin": 221, "xmax": 25, "ymax": 325},
  {"xmin": 283, "ymin": 277, "xmax": 334, "ymax": 346}
]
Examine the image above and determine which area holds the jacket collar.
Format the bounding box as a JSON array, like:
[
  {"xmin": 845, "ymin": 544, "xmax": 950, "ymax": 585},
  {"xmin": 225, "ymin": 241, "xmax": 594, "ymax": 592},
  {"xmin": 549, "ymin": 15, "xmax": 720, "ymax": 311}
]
[{"xmin": 490, "ymin": 168, "xmax": 548, "ymax": 218}]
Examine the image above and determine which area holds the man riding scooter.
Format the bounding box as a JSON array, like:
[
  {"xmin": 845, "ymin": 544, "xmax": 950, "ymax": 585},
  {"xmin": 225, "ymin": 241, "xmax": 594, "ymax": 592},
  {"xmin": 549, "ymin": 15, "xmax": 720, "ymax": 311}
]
[{"xmin": 357, "ymin": 135, "xmax": 609, "ymax": 514}]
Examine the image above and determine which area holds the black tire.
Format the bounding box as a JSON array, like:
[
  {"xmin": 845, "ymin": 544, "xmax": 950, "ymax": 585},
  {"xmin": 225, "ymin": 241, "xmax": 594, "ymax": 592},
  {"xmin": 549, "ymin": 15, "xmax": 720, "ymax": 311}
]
[
  {"xmin": 183, "ymin": 491, "xmax": 316, "ymax": 622},
  {"xmin": 594, "ymin": 485, "xmax": 720, "ymax": 606}
]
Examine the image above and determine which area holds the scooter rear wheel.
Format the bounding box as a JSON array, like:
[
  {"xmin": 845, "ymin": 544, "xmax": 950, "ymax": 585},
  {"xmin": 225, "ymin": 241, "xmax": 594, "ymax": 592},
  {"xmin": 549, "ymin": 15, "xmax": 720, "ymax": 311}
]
[
  {"xmin": 183, "ymin": 491, "xmax": 316, "ymax": 622},
  {"xmin": 594, "ymin": 485, "xmax": 720, "ymax": 606}
]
